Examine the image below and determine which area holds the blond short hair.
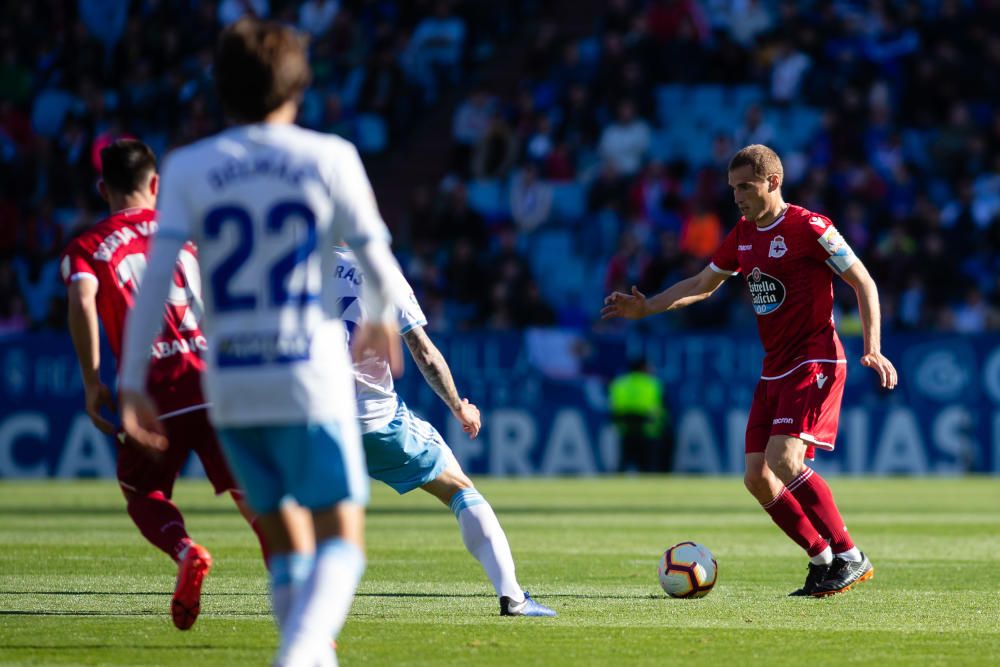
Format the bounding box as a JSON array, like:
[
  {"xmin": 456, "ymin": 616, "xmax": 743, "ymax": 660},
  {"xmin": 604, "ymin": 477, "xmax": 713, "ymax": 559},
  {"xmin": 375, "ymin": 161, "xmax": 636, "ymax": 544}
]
[{"xmin": 729, "ymin": 144, "xmax": 783, "ymax": 184}]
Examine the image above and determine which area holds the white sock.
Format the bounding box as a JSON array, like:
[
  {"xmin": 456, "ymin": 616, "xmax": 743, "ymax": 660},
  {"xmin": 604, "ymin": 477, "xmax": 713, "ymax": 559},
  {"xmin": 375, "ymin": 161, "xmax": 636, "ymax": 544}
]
[
  {"xmin": 277, "ymin": 539, "xmax": 364, "ymax": 667},
  {"xmin": 835, "ymin": 547, "xmax": 862, "ymax": 562},
  {"xmin": 269, "ymin": 553, "xmax": 313, "ymax": 632},
  {"xmin": 450, "ymin": 488, "xmax": 522, "ymax": 600},
  {"xmin": 810, "ymin": 546, "xmax": 833, "ymax": 566}
]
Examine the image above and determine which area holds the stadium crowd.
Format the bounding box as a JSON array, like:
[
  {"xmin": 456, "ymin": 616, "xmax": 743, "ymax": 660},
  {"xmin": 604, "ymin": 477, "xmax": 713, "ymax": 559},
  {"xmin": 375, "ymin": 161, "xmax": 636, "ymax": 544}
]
[
  {"xmin": 3, "ymin": 0, "xmax": 1000, "ymax": 337},
  {"xmin": 405, "ymin": 0, "xmax": 1000, "ymax": 335}
]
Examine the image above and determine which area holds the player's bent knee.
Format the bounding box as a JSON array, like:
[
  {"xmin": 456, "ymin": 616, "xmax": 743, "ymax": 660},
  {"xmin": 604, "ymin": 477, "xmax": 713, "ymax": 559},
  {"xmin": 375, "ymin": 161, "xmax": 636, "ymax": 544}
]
[
  {"xmin": 422, "ymin": 465, "xmax": 475, "ymax": 505},
  {"xmin": 764, "ymin": 438, "xmax": 806, "ymax": 481},
  {"xmin": 743, "ymin": 471, "xmax": 770, "ymax": 498},
  {"xmin": 765, "ymin": 454, "xmax": 801, "ymax": 482},
  {"xmin": 440, "ymin": 465, "xmax": 474, "ymax": 490}
]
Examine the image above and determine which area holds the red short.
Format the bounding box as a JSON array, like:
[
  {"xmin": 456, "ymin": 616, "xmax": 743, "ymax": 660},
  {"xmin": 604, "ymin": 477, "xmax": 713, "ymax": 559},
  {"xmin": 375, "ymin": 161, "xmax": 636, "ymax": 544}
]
[
  {"xmin": 116, "ymin": 407, "xmax": 237, "ymax": 497},
  {"xmin": 745, "ymin": 361, "xmax": 847, "ymax": 460}
]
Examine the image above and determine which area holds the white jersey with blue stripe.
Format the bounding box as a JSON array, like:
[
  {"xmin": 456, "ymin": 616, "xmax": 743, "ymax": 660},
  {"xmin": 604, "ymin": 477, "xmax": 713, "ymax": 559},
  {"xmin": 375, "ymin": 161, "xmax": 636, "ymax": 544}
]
[
  {"xmin": 332, "ymin": 246, "xmax": 427, "ymax": 433},
  {"xmin": 125, "ymin": 124, "xmax": 400, "ymax": 427}
]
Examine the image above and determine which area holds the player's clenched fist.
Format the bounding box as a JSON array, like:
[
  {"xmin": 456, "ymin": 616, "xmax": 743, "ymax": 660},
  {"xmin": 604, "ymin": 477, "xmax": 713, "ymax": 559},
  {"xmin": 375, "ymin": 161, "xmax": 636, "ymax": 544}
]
[{"xmin": 601, "ymin": 286, "xmax": 649, "ymax": 320}]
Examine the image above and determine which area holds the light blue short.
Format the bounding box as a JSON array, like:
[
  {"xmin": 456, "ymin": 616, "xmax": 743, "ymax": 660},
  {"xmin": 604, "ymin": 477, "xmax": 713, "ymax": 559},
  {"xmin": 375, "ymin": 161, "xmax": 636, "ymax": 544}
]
[
  {"xmin": 217, "ymin": 421, "xmax": 369, "ymax": 514},
  {"xmin": 363, "ymin": 401, "xmax": 454, "ymax": 494}
]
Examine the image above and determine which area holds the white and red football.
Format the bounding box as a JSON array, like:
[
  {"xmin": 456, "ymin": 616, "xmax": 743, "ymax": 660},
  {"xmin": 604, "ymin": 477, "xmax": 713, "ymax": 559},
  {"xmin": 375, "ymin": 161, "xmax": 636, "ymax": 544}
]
[{"xmin": 658, "ymin": 542, "xmax": 718, "ymax": 598}]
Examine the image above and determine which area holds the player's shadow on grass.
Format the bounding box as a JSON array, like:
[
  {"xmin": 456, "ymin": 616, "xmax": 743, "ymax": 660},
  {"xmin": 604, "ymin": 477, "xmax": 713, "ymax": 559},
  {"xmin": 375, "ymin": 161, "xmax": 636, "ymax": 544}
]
[
  {"xmin": 356, "ymin": 592, "xmax": 647, "ymax": 600},
  {"xmin": 2, "ymin": 591, "xmax": 648, "ymax": 602},
  {"xmin": 0, "ymin": 506, "xmax": 247, "ymax": 517},
  {"xmin": 6, "ymin": 645, "xmax": 235, "ymax": 650},
  {"xmin": 0, "ymin": 610, "xmax": 265, "ymax": 616},
  {"xmin": 367, "ymin": 505, "xmax": 761, "ymax": 516},
  {"xmin": 0, "ymin": 590, "xmax": 262, "ymax": 596}
]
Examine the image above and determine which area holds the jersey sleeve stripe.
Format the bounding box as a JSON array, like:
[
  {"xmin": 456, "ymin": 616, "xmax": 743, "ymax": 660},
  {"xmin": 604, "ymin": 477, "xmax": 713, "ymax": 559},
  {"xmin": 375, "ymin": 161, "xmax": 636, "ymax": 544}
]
[
  {"xmin": 709, "ymin": 262, "xmax": 739, "ymax": 276},
  {"xmin": 399, "ymin": 319, "xmax": 428, "ymax": 335},
  {"xmin": 69, "ymin": 272, "xmax": 99, "ymax": 283}
]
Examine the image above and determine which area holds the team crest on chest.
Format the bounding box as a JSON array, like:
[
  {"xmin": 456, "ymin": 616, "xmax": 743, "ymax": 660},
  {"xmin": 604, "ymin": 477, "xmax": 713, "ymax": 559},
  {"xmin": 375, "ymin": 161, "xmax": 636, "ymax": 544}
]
[{"xmin": 768, "ymin": 235, "xmax": 787, "ymax": 258}]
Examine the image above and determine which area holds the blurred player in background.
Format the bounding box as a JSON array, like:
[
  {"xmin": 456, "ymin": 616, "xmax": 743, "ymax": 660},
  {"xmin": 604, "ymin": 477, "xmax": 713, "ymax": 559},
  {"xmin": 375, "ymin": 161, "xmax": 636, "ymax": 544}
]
[
  {"xmin": 118, "ymin": 18, "xmax": 412, "ymax": 667},
  {"xmin": 333, "ymin": 244, "xmax": 556, "ymax": 617},
  {"xmin": 603, "ymin": 144, "xmax": 897, "ymax": 597},
  {"xmin": 61, "ymin": 139, "xmax": 267, "ymax": 630}
]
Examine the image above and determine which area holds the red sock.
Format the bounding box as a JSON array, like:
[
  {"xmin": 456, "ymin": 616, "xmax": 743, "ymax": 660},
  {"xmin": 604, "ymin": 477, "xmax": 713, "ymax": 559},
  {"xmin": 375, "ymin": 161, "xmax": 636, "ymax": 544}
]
[
  {"xmin": 761, "ymin": 488, "xmax": 829, "ymax": 557},
  {"xmin": 787, "ymin": 467, "xmax": 854, "ymax": 553},
  {"xmin": 126, "ymin": 490, "xmax": 191, "ymax": 561}
]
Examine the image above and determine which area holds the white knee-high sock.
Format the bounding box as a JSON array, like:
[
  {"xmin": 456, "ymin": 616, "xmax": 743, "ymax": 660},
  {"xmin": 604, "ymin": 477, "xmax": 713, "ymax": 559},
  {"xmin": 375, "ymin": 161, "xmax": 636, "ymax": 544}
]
[
  {"xmin": 269, "ymin": 552, "xmax": 314, "ymax": 632},
  {"xmin": 277, "ymin": 538, "xmax": 364, "ymax": 667},
  {"xmin": 450, "ymin": 488, "xmax": 522, "ymax": 600}
]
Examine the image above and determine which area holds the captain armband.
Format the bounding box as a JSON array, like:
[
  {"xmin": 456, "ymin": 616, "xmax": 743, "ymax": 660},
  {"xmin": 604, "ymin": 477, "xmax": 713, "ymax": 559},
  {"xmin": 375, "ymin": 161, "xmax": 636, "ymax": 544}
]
[{"xmin": 817, "ymin": 226, "xmax": 857, "ymax": 275}]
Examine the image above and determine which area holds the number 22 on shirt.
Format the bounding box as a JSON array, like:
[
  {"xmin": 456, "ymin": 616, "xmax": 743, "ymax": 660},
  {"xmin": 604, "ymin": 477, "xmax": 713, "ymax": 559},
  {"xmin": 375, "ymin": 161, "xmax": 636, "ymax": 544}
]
[{"xmin": 202, "ymin": 200, "xmax": 318, "ymax": 312}]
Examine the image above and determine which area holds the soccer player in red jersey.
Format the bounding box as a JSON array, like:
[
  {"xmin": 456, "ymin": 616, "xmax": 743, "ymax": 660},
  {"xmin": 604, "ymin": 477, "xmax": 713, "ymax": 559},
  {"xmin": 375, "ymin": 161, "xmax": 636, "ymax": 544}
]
[
  {"xmin": 61, "ymin": 139, "xmax": 267, "ymax": 629},
  {"xmin": 603, "ymin": 144, "xmax": 897, "ymax": 597}
]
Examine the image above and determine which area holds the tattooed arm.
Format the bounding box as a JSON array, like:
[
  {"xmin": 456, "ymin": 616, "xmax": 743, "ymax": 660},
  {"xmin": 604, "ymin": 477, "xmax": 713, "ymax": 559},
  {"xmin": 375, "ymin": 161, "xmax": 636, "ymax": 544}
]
[{"xmin": 402, "ymin": 325, "xmax": 481, "ymax": 438}]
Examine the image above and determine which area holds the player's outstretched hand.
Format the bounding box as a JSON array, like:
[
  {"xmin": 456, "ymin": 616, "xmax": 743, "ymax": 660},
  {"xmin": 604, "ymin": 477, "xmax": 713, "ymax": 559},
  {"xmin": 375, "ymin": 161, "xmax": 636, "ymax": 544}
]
[
  {"xmin": 353, "ymin": 321, "xmax": 404, "ymax": 377},
  {"xmin": 120, "ymin": 389, "xmax": 168, "ymax": 458},
  {"xmin": 451, "ymin": 398, "xmax": 481, "ymax": 439},
  {"xmin": 861, "ymin": 351, "xmax": 898, "ymax": 390},
  {"xmin": 84, "ymin": 381, "xmax": 117, "ymax": 435},
  {"xmin": 601, "ymin": 286, "xmax": 649, "ymax": 320}
]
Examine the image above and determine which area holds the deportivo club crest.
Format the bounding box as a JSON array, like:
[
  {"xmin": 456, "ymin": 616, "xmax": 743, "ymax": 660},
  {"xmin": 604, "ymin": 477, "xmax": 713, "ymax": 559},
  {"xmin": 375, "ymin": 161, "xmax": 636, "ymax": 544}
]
[{"xmin": 769, "ymin": 235, "xmax": 787, "ymax": 258}]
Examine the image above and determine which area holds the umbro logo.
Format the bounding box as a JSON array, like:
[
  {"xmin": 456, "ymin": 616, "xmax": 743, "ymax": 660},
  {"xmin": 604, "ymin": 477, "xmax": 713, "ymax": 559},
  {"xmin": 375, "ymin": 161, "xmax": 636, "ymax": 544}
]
[{"xmin": 816, "ymin": 372, "xmax": 828, "ymax": 389}]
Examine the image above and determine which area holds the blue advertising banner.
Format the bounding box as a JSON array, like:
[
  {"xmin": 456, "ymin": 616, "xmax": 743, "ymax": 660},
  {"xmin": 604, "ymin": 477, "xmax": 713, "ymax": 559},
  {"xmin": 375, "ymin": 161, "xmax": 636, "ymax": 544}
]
[
  {"xmin": 1, "ymin": 331, "xmax": 998, "ymax": 478},
  {"xmin": 398, "ymin": 331, "xmax": 999, "ymax": 476}
]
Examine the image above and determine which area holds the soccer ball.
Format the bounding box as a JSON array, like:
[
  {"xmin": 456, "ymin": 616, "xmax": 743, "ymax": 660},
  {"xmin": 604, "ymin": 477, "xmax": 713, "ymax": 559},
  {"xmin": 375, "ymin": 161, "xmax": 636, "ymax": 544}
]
[{"xmin": 658, "ymin": 542, "xmax": 718, "ymax": 598}]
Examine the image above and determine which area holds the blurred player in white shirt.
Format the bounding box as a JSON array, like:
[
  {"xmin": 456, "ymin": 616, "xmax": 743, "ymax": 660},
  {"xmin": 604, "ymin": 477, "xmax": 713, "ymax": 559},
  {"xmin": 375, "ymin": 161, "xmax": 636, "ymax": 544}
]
[
  {"xmin": 333, "ymin": 245, "xmax": 556, "ymax": 617},
  {"xmin": 119, "ymin": 18, "xmax": 411, "ymax": 667}
]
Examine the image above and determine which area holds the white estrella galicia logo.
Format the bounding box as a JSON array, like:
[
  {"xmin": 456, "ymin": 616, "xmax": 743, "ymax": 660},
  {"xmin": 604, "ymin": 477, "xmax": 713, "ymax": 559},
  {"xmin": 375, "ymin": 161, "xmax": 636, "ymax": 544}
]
[
  {"xmin": 816, "ymin": 372, "xmax": 828, "ymax": 389},
  {"xmin": 768, "ymin": 235, "xmax": 787, "ymax": 258}
]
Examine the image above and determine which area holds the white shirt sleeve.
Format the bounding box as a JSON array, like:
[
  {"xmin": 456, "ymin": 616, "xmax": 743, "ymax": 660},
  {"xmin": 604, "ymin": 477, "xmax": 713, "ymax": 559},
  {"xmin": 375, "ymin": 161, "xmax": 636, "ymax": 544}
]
[
  {"xmin": 351, "ymin": 239, "xmax": 414, "ymax": 324},
  {"xmin": 394, "ymin": 271, "xmax": 427, "ymax": 333},
  {"xmin": 155, "ymin": 152, "xmax": 195, "ymax": 243},
  {"xmin": 331, "ymin": 142, "xmax": 391, "ymax": 248},
  {"xmin": 330, "ymin": 142, "xmax": 411, "ymax": 322}
]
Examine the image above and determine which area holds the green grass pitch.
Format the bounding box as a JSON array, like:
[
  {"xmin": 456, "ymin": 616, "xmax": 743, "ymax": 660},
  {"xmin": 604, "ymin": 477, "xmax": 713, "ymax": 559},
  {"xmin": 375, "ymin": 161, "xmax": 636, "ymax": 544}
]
[{"xmin": 1, "ymin": 477, "xmax": 998, "ymax": 666}]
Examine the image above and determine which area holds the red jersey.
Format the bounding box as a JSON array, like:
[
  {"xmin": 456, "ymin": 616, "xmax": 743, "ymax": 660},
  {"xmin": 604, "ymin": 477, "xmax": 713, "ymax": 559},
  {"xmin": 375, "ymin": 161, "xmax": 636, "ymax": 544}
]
[
  {"xmin": 709, "ymin": 204, "xmax": 857, "ymax": 379},
  {"xmin": 61, "ymin": 207, "xmax": 207, "ymax": 415}
]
